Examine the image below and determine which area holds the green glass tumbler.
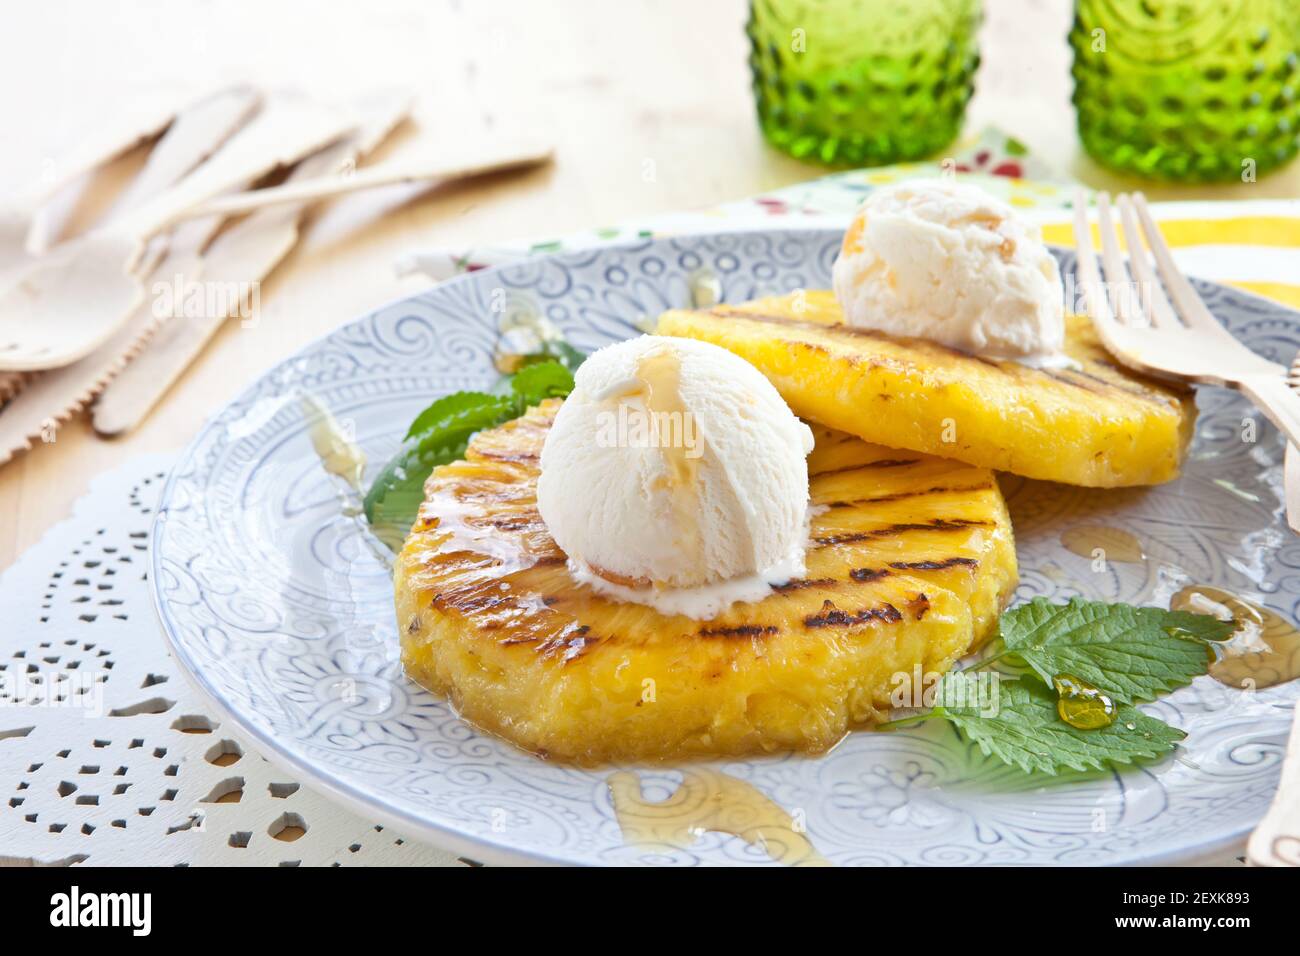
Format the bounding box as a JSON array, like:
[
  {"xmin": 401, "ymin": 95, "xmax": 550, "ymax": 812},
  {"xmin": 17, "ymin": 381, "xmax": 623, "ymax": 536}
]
[
  {"xmin": 747, "ymin": 0, "xmax": 982, "ymax": 167},
  {"xmin": 1071, "ymin": 0, "xmax": 1300, "ymax": 182}
]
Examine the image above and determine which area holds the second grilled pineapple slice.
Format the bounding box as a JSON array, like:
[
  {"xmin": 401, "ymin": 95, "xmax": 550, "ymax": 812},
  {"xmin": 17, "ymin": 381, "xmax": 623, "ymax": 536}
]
[
  {"xmin": 394, "ymin": 399, "xmax": 1017, "ymax": 764},
  {"xmin": 657, "ymin": 290, "xmax": 1195, "ymax": 488}
]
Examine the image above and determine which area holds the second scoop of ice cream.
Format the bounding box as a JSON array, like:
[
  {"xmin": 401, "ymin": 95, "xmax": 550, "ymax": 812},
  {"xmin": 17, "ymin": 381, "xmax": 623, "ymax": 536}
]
[
  {"xmin": 832, "ymin": 179, "xmax": 1066, "ymax": 363},
  {"xmin": 536, "ymin": 335, "xmax": 814, "ymax": 619}
]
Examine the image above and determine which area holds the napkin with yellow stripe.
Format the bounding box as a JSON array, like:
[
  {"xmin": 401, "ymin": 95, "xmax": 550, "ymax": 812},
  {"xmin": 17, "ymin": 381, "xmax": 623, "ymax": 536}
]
[{"xmin": 1040, "ymin": 200, "xmax": 1300, "ymax": 311}]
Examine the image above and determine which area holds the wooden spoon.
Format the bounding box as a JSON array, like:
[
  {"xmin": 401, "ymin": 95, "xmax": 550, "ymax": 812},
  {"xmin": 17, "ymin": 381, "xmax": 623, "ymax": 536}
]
[
  {"xmin": 0, "ymin": 132, "xmax": 550, "ymax": 374},
  {"xmin": 0, "ymin": 91, "xmax": 191, "ymax": 276},
  {"xmin": 0, "ymin": 94, "xmax": 355, "ymax": 373},
  {"xmin": 92, "ymin": 92, "xmax": 414, "ymax": 437}
]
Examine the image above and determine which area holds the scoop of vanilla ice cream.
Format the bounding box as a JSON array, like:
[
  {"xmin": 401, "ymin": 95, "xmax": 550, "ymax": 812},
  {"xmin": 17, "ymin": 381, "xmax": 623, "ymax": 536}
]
[
  {"xmin": 832, "ymin": 179, "xmax": 1065, "ymax": 362},
  {"xmin": 536, "ymin": 336, "xmax": 813, "ymax": 611}
]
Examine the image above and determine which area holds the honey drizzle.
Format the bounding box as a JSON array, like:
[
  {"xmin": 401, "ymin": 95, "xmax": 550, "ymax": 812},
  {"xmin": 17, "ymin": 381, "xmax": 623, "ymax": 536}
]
[
  {"xmin": 1053, "ymin": 674, "xmax": 1118, "ymax": 729},
  {"xmin": 1170, "ymin": 585, "xmax": 1300, "ymax": 690},
  {"xmin": 636, "ymin": 348, "xmax": 703, "ymax": 578},
  {"xmin": 302, "ymin": 395, "xmax": 366, "ymax": 493},
  {"xmin": 608, "ymin": 769, "xmax": 830, "ymax": 867},
  {"xmin": 1058, "ymin": 525, "xmax": 1145, "ymax": 564}
]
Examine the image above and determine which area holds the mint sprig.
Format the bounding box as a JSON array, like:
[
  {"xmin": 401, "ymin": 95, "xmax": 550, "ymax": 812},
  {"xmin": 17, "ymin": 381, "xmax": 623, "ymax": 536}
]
[
  {"xmin": 996, "ymin": 597, "xmax": 1233, "ymax": 705},
  {"xmin": 363, "ymin": 358, "xmax": 577, "ymax": 551},
  {"xmin": 934, "ymin": 672, "xmax": 1187, "ymax": 775},
  {"xmin": 889, "ymin": 598, "xmax": 1227, "ymax": 776}
]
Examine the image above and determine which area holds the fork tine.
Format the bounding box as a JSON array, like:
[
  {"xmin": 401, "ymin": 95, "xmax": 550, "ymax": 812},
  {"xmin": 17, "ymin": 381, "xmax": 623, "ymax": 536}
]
[
  {"xmin": 1131, "ymin": 192, "xmax": 1224, "ymax": 336},
  {"xmin": 1117, "ymin": 194, "xmax": 1180, "ymax": 329},
  {"xmin": 1094, "ymin": 192, "xmax": 1141, "ymax": 328},
  {"xmin": 1071, "ymin": 188, "xmax": 1119, "ymax": 332}
]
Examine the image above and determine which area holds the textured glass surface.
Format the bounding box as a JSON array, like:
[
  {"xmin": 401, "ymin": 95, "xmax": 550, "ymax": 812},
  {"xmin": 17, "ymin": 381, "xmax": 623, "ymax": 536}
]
[
  {"xmin": 747, "ymin": 0, "xmax": 981, "ymax": 166},
  {"xmin": 1072, "ymin": 0, "xmax": 1300, "ymax": 182}
]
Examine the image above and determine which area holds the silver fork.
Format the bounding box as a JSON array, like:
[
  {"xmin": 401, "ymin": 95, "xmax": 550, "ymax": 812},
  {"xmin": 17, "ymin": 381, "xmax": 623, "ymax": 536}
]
[{"xmin": 1072, "ymin": 189, "xmax": 1300, "ymax": 454}]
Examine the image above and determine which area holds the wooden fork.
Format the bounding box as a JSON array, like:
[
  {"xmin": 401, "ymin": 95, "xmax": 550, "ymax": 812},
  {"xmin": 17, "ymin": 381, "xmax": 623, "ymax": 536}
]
[
  {"xmin": 1286, "ymin": 355, "xmax": 1300, "ymax": 533},
  {"xmin": 1072, "ymin": 189, "xmax": 1300, "ymax": 453}
]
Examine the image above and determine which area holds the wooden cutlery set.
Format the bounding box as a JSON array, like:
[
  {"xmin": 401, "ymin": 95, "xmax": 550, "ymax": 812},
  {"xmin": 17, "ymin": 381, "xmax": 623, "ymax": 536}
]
[{"xmin": 0, "ymin": 85, "xmax": 551, "ymax": 464}]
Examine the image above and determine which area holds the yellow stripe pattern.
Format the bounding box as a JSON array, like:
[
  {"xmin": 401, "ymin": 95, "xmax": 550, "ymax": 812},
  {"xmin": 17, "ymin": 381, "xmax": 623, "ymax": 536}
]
[{"xmin": 1041, "ymin": 215, "xmax": 1300, "ymax": 312}]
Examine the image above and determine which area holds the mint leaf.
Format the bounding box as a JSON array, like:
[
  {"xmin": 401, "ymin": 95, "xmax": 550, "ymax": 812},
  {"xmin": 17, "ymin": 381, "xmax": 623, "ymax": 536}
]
[
  {"xmin": 403, "ymin": 390, "xmax": 512, "ymax": 442},
  {"xmin": 365, "ymin": 360, "xmax": 578, "ymax": 552},
  {"xmin": 366, "ymin": 391, "xmax": 514, "ymax": 550},
  {"xmin": 934, "ymin": 672, "xmax": 1185, "ymax": 775},
  {"xmin": 997, "ymin": 597, "xmax": 1230, "ymax": 704},
  {"xmin": 507, "ymin": 360, "xmax": 575, "ymax": 412},
  {"xmin": 364, "ymin": 427, "xmax": 497, "ymax": 551}
]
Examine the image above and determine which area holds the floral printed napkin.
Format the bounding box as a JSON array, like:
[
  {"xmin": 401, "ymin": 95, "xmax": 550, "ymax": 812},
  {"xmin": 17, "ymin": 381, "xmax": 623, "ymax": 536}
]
[{"xmin": 396, "ymin": 127, "xmax": 1300, "ymax": 312}]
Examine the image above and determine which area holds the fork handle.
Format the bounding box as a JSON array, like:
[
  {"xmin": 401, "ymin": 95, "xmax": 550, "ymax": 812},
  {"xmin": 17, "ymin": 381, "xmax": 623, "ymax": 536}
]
[
  {"xmin": 1239, "ymin": 375, "xmax": 1300, "ymax": 450},
  {"xmin": 1284, "ymin": 444, "xmax": 1300, "ymax": 535},
  {"xmin": 177, "ymin": 142, "xmax": 553, "ymax": 224},
  {"xmin": 1247, "ymin": 706, "xmax": 1300, "ymax": 865}
]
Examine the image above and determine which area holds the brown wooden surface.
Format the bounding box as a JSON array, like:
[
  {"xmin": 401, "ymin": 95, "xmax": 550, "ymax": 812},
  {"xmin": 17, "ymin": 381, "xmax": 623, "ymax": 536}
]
[{"xmin": 3, "ymin": 0, "xmax": 1298, "ymax": 570}]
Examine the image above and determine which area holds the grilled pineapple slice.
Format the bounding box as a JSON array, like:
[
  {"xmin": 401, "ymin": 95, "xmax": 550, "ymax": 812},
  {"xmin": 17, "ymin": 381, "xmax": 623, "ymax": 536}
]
[
  {"xmin": 657, "ymin": 290, "xmax": 1195, "ymax": 487},
  {"xmin": 394, "ymin": 398, "xmax": 1017, "ymax": 764}
]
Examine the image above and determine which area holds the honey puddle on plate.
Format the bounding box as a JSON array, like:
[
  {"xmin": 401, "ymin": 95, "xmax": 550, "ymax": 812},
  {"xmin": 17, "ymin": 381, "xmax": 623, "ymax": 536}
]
[
  {"xmin": 608, "ymin": 769, "xmax": 831, "ymax": 866},
  {"xmin": 1059, "ymin": 525, "xmax": 1145, "ymax": 564},
  {"xmin": 1170, "ymin": 585, "xmax": 1300, "ymax": 690}
]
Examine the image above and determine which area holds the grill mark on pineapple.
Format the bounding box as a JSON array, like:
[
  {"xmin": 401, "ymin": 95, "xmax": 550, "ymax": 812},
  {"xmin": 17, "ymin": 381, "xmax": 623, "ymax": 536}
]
[
  {"xmin": 698, "ymin": 307, "xmax": 1188, "ymax": 408},
  {"xmin": 890, "ymin": 557, "xmax": 979, "ymax": 572},
  {"xmin": 850, "ymin": 559, "xmax": 977, "ymax": 582},
  {"xmin": 699, "ymin": 624, "xmax": 780, "ymax": 638},
  {"xmin": 694, "ymin": 306, "xmax": 1188, "ymax": 396},
  {"xmin": 810, "ymin": 459, "xmax": 921, "ymax": 478},
  {"xmin": 848, "ymin": 567, "xmax": 891, "ymax": 582},
  {"xmin": 431, "ymin": 589, "xmax": 515, "ymax": 616},
  {"xmin": 803, "ymin": 599, "xmax": 902, "ymax": 629},
  {"xmin": 1041, "ymin": 368, "xmax": 1105, "ymax": 395},
  {"xmin": 705, "ymin": 308, "xmax": 1055, "ymax": 374},
  {"xmin": 772, "ymin": 577, "xmax": 837, "ymax": 592},
  {"xmin": 473, "ymin": 450, "xmax": 541, "ymax": 463},
  {"xmin": 1065, "ymin": 366, "xmax": 1170, "ymax": 403},
  {"xmin": 1041, "ymin": 366, "xmax": 1168, "ymax": 406},
  {"xmin": 1089, "ymin": 355, "xmax": 1188, "ymax": 399},
  {"xmin": 815, "ymin": 518, "xmax": 992, "ymax": 546},
  {"xmin": 451, "ymin": 488, "xmax": 538, "ymax": 505},
  {"xmin": 823, "ymin": 482, "xmax": 995, "ymax": 507},
  {"xmin": 516, "ymin": 623, "xmax": 597, "ymax": 663},
  {"xmin": 483, "ymin": 511, "xmax": 546, "ymax": 532}
]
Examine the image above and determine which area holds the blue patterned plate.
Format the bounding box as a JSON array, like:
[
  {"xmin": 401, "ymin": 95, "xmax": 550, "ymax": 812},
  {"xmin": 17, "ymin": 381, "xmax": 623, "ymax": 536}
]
[{"xmin": 152, "ymin": 230, "xmax": 1300, "ymax": 866}]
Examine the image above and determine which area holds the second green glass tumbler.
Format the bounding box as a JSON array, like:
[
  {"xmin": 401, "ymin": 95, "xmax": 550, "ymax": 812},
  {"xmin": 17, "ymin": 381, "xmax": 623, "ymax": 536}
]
[
  {"xmin": 747, "ymin": 0, "xmax": 982, "ymax": 167},
  {"xmin": 1072, "ymin": 0, "xmax": 1300, "ymax": 182}
]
